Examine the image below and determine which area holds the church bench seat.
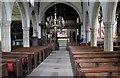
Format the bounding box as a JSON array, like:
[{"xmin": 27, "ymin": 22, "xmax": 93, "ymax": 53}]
[
  {"xmin": 75, "ymin": 58, "xmax": 119, "ymax": 68},
  {"xmin": 68, "ymin": 45, "xmax": 120, "ymax": 77},
  {"xmin": 0, "ymin": 58, "xmax": 23, "ymax": 76},
  {"xmin": 1, "ymin": 53, "xmax": 32, "ymax": 74},
  {"xmin": 72, "ymin": 51, "xmax": 120, "ymax": 55},
  {"xmin": 111, "ymin": 72, "xmax": 120, "ymax": 77},
  {"xmin": 84, "ymin": 72, "xmax": 109, "ymax": 77},
  {"xmin": 69, "ymin": 46, "xmax": 104, "ymax": 52},
  {"xmin": 69, "ymin": 45, "xmax": 103, "ymax": 49},
  {"xmin": 80, "ymin": 65, "xmax": 120, "ymax": 77},
  {"xmin": 2, "ymin": 51, "xmax": 36, "ymax": 67},
  {"xmin": 0, "ymin": 63, "xmax": 8, "ymax": 77},
  {"xmin": 114, "ymin": 46, "xmax": 120, "ymax": 51},
  {"xmin": 12, "ymin": 46, "xmax": 51, "ymax": 64},
  {"xmin": 13, "ymin": 51, "xmax": 37, "ymax": 67},
  {"xmin": 75, "ymin": 58, "xmax": 119, "ymax": 63},
  {"xmin": 12, "ymin": 47, "xmax": 42, "ymax": 64},
  {"xmin": 28, "ymin": 46, "xmax": 51, "ymax": 60},
  {"xmin": 31, "ymin": 46, "xmax": 52, "ymax": 58},
  {"xmin": 73, "ymin": 53, "xmax": 119, "ymax": 59}
]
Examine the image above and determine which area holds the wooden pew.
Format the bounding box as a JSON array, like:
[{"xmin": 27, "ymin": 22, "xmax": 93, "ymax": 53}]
[
  {"xmin": 0, "ymin": 58, "xmax": 23, "ymax": 76},
  {"xmin": 80, "ymin": 65, "xmax": 120, "ymax": 77},
  {"xmin": 75, "ymin": 56, "xmax": 120, "ymax": 77},
  {"xmin": 12, "ymin": 46, "xmax": 50, "ymax": 64},
  {"xmin": 69, "ymin": 46, "xmax": 103, "ymax": 49},
  {"xmin": 29, "ymin": 46, "xmax": 51, "ymax": 59},
  {"xmin": 75, "ymin": 58, "xmax": 120, "ymax": 68},
  {"xmin": 0, "ymin": 63, "xmax": 8, "ymax": 77},
  {"xmin": 114, "ymin": 46, "xmax": 120, "ymax": 51},
  {"xmin": 72, "ymin": 51, "xmax": 120, "ymax": 55},
  {"xmin": 29, "ymin": 46, "xmax": 50, "ymax": 60},
  {"xmin": 73, "ymin": 54, "xmax": 119, "ymax": 68},
  {"xmin": 69, "ymin": 46, "xmax": 104, "ymax": 52},
  {"xmin": 75, "ymin": 58, "xmax": 119, "ymax": 63},
  {"xmin": 1, "ymin": 53, "xmax": 32, "ymax": 74},
  {"xmin": 13, "ymin": 47, "xmax": 41, "ymax": 64},
  {"xmin": 73, "ymin": 53, "xmax": 119, "ymax": 59},
  {"xmin": 2, "ymin": 52, "xmax": 36, "ymax": 68},
  {"xmin": 68, "ymin": 46, "xmax": 120, "ymax": 77}
]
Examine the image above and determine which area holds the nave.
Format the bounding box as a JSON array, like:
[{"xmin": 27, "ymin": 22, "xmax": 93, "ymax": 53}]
[
  {"xmin": 27, "ymin": 47, "xmax": 73, "ymax": 77},
  {"xmin": 1, "ymin": 1, "xmax": 120, "ymax": 78}
]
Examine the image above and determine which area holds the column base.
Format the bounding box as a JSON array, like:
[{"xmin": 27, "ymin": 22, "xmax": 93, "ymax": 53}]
[
  {"xmin": 38, "ymin": 38, "xmax": 42, "ymax": 46},
  {"xmin": 31, "ymin": 37, "xmax": 38, "ymax": 46}
]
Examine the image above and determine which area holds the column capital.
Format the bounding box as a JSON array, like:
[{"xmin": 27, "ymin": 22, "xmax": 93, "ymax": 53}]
[
  {"xmin": 103, "ymin": 22, "xmax": 115, "ymax": 28},
  {"xmin": 22, "ymin": 27, "xmax": 30, "ymax": 31},
  {"xmin": 0, "ymin": 21, "xmax": 2, "ymax": 23},
  {"xmin": 0, "ymin": 21, "xmax": 2, "ymax": 26},
  {"xmin": 103, "ymin": 22, "xmax": 114, "ymax": 25},
  {"xmin": 2, "ymin": 21, "xmax": 11, "ymax": 27},
  {"xmin": 85, "ymin": 29, "xmax": 91, "ymax": 32},
  {"xmin": 32, "ymin": 30, "xmax": 38, "ymax": 37}
]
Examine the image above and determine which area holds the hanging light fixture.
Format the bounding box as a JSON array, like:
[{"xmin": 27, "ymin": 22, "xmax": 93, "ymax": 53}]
[{"xmin": 45, "ymin": 4, "xmax": 65, "ymax": 30}]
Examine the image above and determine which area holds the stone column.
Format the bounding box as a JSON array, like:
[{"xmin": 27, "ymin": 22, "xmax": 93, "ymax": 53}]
[
  {"xmin": 38, "ymin": 26, "xmax": 42, "ymax": 46},
  {"xmin": 70, "ymin": 31, "xmax": 73, "ymax": 43},
  {"xmin": 38, "ymin": 26, "xmax": 41, "ymax": 38},
  {"xmin": 75, "ymin": 29, "xmax": 77, "ymax": 44},
  {"xmin": 85, "ymin": 30, "xmax": 89, "ymax": 44},
  {"xmin": 86, "ymin": 29, "xmax": 91, "ymax": 43},
  {"xmin": 104, "ymin": 22, "xmax": 114, "ymax": 51},
  {"xmin": 117, "ymin": 15, "xmax": 120, "ymax": 46},
  {"xmin": 31, "ymin": 29, "xmax": 38, "ymax": 46},
  {"xmin": 32, "ymin": 17, "xmax": 38, "ymax": 46},
  {"xmin": 33, "ymin": 30, "xmax": 38, "ymax": 37},
  {"xmin": 23, "ymin": 27, "xmax": 30, "ymax": 47},
  {"xmin": 32, "ymin": 21, "xmax": 38, "ymax": 38},
  {"xmin": 78, "ymin": 27, "xmax": 81, "ymax": 38},
  {"xmin": 1, "ymin": 21, "xmax": 11, "ymax": 52},
  {"xmin": 90, "ymin": 28, "xmax": 97, "ymax": 46},
  {"xmin": 54, "ymin": 27, "xmax": 58, "ymax": 50}
]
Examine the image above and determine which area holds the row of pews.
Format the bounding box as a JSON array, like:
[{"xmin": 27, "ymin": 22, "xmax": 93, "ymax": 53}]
[
  {"xmin": 68, "ymin": 45, "xmax": 120, "ymax": 78},
  {"xmin": 0, "ymin": 43, "xmax": 55, "ymax": 77}
]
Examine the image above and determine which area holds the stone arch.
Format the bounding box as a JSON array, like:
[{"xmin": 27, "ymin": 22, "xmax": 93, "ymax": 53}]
[
  {"xmin": 40, "ymin": 2, "xmax": 82, "ymax": 23},
  {"xmin": 90, "ymin": 2, "xmax": 100, "ymax": 28},
  {"xmin": 10, "ymin": 2, "xmax": 31, "ymax": 47},
  {"xmin": 17, "ymin": 2, "xmax": 30, "ymax": 47},
  {"xmin": 11, "ymin": 1, "xmax": 30, "ymax": 48},
  {"xmin": 4, "ymin": 2, "xmax": 13, "ymax": 21},
  {"xmin": 0, "ymin": 1, "xmax": 2, "ymax": 22},
  {"xmin": 3, "ymin": 1, "xmax": 30, "ymax": 29},
  {"xmin": 100, "ymin": 2, "xmax": 118, "ymax": 23},
  {"xmin": 16, "ymin": 2, "xmax": 30, "ymax": 28}
]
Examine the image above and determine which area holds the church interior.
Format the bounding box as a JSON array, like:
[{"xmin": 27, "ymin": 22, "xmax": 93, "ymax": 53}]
[{"xmin": 0, "ymin": 0, "xmax": 120, "ymax": 77}]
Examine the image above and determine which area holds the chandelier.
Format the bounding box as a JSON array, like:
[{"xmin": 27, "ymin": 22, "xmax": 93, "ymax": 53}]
[{"xmin": 45, "ymin": 5, "xmax": 65, "ymax": 30}]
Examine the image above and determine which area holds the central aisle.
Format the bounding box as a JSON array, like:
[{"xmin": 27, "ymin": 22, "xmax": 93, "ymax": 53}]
[{"xmin": 27, "ymin": 47, "xmax": 73, "ymax": 77}]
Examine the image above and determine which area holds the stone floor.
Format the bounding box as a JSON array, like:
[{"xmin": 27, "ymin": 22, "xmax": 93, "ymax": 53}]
[{"xmin": 27, "ymin": 47, "xmax": 73, "ymax": 77}]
